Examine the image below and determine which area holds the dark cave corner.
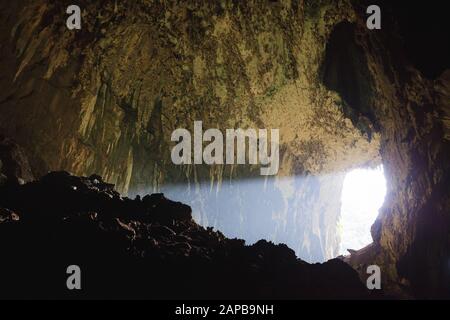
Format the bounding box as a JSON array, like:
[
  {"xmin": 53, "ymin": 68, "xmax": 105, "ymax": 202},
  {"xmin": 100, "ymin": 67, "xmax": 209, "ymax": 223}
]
[{"xmin": 321, "ymin": 21, "xmax": 378, "ymax": 141}]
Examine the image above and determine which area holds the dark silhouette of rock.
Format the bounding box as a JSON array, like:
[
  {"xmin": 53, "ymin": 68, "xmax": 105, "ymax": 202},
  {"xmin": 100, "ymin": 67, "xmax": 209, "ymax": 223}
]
[
  {"xmin": 0, "ymin": 171, "xmax": 372, "ymax": 300},
  {"xmin": 0, "ymin": 136, "xmax": 34, "ymax": 186}
]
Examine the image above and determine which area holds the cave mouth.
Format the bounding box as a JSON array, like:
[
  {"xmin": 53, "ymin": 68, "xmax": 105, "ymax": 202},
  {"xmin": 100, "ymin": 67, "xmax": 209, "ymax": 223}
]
[{"xmin": 338, "ymin": 165, "xmax": 387, "ymax": 256}]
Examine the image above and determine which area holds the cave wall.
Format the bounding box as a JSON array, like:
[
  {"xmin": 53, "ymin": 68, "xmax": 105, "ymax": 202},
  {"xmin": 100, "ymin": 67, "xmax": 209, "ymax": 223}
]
[
  {"xmin": 0, "ymin": 0, "xmax": 381, "ymax": 263},
  {"xmin": 342, "ymin": 2, "xmax": 450, "ymax": 298}
]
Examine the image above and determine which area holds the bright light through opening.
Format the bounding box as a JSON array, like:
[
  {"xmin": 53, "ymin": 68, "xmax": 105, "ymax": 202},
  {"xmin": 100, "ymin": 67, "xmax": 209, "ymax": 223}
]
[{"xmin": 339, "ymin": 165, "xmax": 387, "ymax": 255}]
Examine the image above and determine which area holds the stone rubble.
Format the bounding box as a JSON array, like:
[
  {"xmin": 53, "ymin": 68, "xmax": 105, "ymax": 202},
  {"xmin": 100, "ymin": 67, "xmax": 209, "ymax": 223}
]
[{"xmin": 0, "ymin": 170, "xmax": 372, "ymax": 299}]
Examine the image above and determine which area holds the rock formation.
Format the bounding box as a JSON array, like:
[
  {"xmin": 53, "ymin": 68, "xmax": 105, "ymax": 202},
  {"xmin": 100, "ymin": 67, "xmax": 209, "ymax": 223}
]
[
  {"xmin": 0, "ymin": 135, "xmax": 34, "ymax": 186},
  {"xmin": 0, "ymin": 171, "xmax": 370, "ymax": 299},
  {"xmin": 0, "ymin": 0, "xmax": 383, "ymax": 263}
]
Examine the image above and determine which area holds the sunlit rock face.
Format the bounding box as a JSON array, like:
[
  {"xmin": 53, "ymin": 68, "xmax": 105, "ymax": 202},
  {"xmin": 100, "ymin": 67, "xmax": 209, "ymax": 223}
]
[{"xmin": 1, "ymin": 0, "xmax": 449, "ymax": 298}]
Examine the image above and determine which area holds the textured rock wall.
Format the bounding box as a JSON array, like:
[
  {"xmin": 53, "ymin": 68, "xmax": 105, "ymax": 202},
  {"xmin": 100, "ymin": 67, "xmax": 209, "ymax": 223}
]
[
  {"xmin": 0, "ymin": 0, "xmax": 381, "ymax": 262},
  {"xmin": 342, "ymin": 2, "xmax": 450, "ymax": 298}
]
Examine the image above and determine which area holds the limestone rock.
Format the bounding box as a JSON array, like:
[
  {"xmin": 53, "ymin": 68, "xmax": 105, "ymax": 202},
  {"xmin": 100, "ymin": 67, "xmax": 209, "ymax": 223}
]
[
  {"xmin": 0, "ymin": 0, "xmax": 379, "ymax": 262},
  {"xmin": 0, "ymin": 136, "xmax": 34, "ymax": 185}
]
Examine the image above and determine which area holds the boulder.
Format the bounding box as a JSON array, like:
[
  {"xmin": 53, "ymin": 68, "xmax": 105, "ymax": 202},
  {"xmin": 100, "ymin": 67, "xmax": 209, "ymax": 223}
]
[{"xmin": 0, "ymin": 136, "xmax": 34, "ymax": 186}]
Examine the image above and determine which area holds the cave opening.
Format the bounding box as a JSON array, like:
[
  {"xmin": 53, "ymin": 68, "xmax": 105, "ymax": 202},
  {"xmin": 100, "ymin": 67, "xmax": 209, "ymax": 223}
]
[{"xmin": 338, "ymin": 165, "xmax": 386, "ymax": 256}]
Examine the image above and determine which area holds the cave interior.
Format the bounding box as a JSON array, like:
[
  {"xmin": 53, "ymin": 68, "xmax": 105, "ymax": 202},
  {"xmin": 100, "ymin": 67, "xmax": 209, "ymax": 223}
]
[{"xmin": 0, "ymin": 0, "xmax": 449, "ymax": 299}]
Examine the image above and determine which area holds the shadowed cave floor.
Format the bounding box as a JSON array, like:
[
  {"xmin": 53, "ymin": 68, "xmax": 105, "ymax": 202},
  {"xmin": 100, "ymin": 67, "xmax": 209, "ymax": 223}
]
[{"xmin": 0, "ymin": 171, "xmax": 379, "ymax": 300}]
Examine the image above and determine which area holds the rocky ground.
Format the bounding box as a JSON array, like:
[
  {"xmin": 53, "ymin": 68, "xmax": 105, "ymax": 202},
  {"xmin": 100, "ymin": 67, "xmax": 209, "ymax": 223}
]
[{"xmin": 0, "ymin": 138, "xmax": 372, "ymax": 299}]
